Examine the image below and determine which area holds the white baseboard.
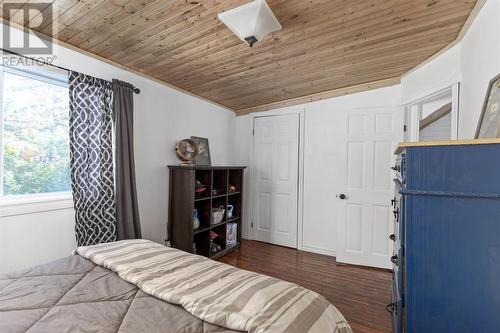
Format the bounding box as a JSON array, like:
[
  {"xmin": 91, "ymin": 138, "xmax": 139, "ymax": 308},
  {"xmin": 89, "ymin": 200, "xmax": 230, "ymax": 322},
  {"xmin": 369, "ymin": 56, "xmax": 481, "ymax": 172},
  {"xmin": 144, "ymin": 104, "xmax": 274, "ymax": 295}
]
[
  {"xmin": 301, "ymin": 245, "xmax": 336, "ymax": 257},
  {"xmin": 242, "ymin": 233, "xmax": 251, "ymax": 240}
]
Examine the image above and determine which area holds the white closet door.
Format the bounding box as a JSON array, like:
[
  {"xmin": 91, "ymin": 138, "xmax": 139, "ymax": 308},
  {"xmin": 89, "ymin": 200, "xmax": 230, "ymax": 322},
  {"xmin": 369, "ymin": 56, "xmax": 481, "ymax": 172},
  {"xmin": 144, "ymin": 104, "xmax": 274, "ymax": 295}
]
[
  {"xmin": 334, "ymin": 107, "xmax": 403, "ymax": 269},
  {"xmin": 252, "ymin": 115, "xmax": 299, "ymax": 248}
]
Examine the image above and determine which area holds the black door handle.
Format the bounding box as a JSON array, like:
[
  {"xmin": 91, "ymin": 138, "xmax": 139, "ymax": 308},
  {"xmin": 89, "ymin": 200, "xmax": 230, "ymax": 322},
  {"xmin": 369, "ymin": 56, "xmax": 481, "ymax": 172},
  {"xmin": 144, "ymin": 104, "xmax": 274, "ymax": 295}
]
[
  {"xmin": 391, "ymin": 255, "xmax": 398, "ymax": 264},
  {"xmin": 337, "ymin": 194, "xmax": 346, "ymax": 200},
  {"xmin": 389, "ymin": 234, "xmax": 396, "ymax": 241}
]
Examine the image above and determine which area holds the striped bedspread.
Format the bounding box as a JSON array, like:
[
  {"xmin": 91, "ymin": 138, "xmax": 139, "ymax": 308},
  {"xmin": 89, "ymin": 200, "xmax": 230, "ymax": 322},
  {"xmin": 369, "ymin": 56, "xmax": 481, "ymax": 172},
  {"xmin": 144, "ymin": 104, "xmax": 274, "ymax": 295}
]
[{"xmin": 77, "ymin": 239, "xmax": 352, "ymax": 333}]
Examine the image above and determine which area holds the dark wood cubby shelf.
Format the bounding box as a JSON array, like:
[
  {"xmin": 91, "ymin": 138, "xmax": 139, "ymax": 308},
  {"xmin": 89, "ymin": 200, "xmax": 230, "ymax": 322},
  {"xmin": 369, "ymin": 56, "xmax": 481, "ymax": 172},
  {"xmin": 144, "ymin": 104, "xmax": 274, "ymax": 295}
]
[{"xmin": 168, "ymin": 165, "xmax": 246, "ymax": 259}]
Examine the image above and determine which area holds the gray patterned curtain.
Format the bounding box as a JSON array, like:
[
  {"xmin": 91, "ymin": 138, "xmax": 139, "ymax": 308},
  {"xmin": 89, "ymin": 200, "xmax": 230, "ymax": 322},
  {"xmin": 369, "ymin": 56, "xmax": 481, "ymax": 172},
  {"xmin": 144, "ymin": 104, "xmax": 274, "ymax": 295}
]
[{"xmin": 69, "ymin": 71, "xmax": 116, "ymax": 246}]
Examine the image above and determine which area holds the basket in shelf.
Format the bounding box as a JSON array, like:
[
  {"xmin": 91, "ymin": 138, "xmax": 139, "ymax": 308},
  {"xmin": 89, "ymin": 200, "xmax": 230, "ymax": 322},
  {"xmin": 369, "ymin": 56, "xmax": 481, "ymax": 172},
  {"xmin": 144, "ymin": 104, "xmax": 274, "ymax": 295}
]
[{"xmin": 211, "ymin": 206, "xmax": 225, "ymax": 225}]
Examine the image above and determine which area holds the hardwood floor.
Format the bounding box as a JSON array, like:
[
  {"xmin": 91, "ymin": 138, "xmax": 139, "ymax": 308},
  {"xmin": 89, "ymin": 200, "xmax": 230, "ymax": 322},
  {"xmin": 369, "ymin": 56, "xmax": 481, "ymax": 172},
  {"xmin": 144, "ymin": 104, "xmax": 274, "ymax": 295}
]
[{"xmin": 219, "ymin": 240, "xmax": 392, "ymax": 333}]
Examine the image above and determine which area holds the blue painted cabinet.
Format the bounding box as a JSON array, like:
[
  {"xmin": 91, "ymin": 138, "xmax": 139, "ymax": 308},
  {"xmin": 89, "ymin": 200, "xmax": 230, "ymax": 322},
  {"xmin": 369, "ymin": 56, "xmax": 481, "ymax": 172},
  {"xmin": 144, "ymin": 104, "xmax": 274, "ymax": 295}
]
[{"xmin": 392, "ymin": 142, "xmax": 500, "ymax": 333}]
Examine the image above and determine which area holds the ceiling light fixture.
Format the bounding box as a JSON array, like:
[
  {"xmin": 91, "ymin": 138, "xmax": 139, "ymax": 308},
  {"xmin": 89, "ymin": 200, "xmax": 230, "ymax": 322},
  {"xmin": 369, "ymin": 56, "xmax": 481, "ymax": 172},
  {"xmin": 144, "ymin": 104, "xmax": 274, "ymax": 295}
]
[{"xmin": 218, "ymin": 0, "xmax": 282, "ymax": 47}]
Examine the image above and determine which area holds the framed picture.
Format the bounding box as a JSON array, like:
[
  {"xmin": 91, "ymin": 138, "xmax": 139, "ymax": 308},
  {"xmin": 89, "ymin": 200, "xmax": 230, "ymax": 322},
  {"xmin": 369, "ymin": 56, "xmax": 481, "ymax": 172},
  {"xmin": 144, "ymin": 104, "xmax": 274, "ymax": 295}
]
[
  {"xmin": 191, "ymin": 136, "xmax": 211, "ymax": 166},
  {"xmin": 476, "ymin": 73, "xmax": 500, "ymax": 138}
]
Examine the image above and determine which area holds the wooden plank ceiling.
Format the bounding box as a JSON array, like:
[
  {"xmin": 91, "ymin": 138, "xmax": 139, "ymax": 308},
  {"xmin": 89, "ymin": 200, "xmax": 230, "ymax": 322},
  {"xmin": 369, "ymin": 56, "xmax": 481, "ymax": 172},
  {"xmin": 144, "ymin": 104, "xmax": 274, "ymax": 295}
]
[{"xmin": 4, "ymin": 0, "xmax": 476, "ymax": 113}]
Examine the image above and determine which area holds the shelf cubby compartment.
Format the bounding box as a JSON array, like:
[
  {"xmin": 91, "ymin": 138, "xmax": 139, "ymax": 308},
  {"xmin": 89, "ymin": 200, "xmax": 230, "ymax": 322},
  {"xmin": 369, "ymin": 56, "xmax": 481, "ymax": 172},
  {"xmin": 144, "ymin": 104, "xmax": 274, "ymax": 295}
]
[
  {"xmin": 226, "ymin": 222, "xmax": 238, "ymax": 248},
  {"xmin": 227, "ymin": 193, "xmax": 241, "ymax": 222},
  {"xmin": 228, "ymin": 169, "xmax": 243, "ymax": 194},
  {"xmin": 211, "ymin": 196, "xmax": 227, "ymax": 225},
  {"xmin": 195, "ymin": 169, "xmax": 212, "ymax": 199},
  {"xmin": 194, "ymin": 230, "xmax": 210, "ymax": 257},
  {"xmin": 210, "ymin": 223, "xmax": 227, "ymax": 257},
  {"xmin": 195, "ymin": 199, "xmax": 211, "ymax": 230},
  {"xmin": 212, "ymin": 169, "xmax": 228, "ymax": 196}
]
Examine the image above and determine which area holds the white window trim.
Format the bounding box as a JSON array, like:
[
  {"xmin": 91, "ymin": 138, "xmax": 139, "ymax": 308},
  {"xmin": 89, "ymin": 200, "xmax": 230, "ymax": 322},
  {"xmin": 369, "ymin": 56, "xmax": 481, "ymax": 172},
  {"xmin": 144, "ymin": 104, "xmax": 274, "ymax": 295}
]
[
  {"xmin": 404, "ymin": 83, "xmax": 460, "ymax": 142},
  {"xmin": 0, "ymin": 63, "xmax": 72, "ymax": 217},
  {"xmin": 0, "ymin": 193, "xmax": 73, "ymax": 217}
]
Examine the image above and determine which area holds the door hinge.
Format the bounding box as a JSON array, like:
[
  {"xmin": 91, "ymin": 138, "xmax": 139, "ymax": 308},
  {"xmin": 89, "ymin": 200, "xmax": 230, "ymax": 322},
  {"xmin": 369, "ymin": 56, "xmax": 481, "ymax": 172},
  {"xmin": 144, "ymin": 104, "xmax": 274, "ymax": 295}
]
[
  {"xmin": 252, "ymin": 129, "xmax": 255, "ymax": 136},
  {"xmin": 403, "ymin": 125, "xmax": 407, "ymax": 132},
  {"xmin": 251, "ymin": 221, "xmax": 254, "ymax": 228}
]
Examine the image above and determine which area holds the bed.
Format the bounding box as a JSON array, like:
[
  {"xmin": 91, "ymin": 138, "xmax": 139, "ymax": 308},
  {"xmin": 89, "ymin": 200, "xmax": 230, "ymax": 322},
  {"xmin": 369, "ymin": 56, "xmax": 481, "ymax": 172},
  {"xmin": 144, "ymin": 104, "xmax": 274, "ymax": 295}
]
[{"xmin": 0, "ymin": 240, "xmax": 352, "ymax": 333}]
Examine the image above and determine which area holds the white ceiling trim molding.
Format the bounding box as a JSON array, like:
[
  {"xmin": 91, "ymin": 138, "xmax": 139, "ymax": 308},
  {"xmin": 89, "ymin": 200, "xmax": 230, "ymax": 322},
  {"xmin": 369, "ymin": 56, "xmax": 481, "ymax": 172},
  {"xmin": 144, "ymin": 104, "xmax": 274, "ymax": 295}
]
[{"xmin": 236, "ymin": 77, "xmax": 401, "ymax": 115}]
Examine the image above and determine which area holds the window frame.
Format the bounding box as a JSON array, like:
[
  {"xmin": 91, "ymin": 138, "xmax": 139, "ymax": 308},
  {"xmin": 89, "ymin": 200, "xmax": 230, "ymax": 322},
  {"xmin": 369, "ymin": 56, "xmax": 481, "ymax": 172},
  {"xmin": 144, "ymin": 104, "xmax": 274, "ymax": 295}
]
[{"xmin": 0, "ymin": 64, "xmax": 73, "ymax": 216}]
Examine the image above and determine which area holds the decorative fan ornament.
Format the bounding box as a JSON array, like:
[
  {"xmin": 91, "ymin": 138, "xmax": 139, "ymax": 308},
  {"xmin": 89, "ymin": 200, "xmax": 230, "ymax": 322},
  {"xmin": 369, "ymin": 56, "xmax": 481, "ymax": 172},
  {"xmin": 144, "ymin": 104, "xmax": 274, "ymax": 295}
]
[{"xmin": 175, "ymin": 139, "xmax": 199, "ymax": 166}]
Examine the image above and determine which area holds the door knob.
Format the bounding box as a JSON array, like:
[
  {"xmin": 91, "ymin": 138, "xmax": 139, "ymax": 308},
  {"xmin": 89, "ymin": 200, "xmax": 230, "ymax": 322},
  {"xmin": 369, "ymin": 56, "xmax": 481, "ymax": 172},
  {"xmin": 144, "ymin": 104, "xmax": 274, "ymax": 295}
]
[
  {"xmin": 337, "ymin": 194, "xmax": 347, "ymax": 200},
  {"xmin": 389, "ymin": 234, "xmax": 396, "ymax": 241}
]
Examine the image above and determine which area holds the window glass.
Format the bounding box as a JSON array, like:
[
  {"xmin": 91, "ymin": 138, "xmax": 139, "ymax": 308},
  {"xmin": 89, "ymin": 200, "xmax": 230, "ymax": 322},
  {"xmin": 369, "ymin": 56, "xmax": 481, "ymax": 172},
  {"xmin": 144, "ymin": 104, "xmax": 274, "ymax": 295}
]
[{"xmin": 2, "ymin": 69, "xmax": 70, "ymax": 197}]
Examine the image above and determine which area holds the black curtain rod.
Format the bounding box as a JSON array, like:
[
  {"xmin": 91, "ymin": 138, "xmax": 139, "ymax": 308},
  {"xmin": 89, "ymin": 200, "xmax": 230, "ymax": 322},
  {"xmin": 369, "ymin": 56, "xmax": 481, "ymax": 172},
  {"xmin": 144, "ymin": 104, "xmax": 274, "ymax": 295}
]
[{"xmin": 0, "ymin": 48, "xmax": 141, "ymax": 94}]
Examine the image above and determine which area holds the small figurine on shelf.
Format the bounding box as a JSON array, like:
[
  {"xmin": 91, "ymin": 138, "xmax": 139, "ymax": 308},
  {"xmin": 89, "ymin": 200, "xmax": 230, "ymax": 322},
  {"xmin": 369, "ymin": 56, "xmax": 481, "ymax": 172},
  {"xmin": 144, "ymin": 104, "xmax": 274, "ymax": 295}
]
[
  {"xmin": 193, "ymin": 209, "xmax": 200, "ymax": 230},
  {"xmin": 228, "ymin": 185, "xmax": 236, "ymax": 193},
  {"xmin": 210, "ymin": 231, "xmax": 222, "ymax": 254},
  {"xmin": 226, "ymin": 205, "xmax": 234, "ymax": 219},
  {"xmin": 195, "ymin": 180, "xmax": 206, "ymax": 197},
  {"xmin": 210, "ymin": 240, "xmax": 222, "ymax": 254}
]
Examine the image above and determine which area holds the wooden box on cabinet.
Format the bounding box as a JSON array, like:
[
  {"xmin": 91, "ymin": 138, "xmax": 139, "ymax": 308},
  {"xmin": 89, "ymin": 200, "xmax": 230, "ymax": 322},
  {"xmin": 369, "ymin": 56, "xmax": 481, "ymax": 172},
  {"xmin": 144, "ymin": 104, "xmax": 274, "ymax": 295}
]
[{"xmin": 168, "ymin": 165, "xmax": 245, "ymax": 259}]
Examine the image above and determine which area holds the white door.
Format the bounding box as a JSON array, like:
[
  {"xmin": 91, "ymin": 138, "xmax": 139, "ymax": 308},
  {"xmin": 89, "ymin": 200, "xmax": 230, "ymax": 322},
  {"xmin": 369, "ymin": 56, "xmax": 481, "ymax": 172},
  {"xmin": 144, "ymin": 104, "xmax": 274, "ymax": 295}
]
[
  {"xmin": 252, "ymin": 115, "xmax": 299, "ymax": 248},
  {"xmin": 333, "ymin": 107, "xmax": 403, "ymax": 269}
]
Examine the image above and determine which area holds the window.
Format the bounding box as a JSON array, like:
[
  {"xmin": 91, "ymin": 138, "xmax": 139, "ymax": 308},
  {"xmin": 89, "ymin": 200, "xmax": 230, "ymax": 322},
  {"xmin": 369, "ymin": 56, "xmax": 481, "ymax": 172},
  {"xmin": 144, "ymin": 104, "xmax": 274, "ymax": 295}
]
[
  {"xmin": 1, "ymin": 66, "xmax": 70, "ymax": 200},
  {"xmin": 404, "ymin": 84, "xmax": 459, "ymax": 142}
]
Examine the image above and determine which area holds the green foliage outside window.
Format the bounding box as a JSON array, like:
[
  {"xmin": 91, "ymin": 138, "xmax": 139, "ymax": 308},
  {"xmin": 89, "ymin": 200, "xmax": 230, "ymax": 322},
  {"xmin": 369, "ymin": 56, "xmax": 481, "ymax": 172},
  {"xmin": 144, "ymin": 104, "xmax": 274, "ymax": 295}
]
[{"xmin": 2, "ymin": 71, "xmax": 70, "ymax": 197}]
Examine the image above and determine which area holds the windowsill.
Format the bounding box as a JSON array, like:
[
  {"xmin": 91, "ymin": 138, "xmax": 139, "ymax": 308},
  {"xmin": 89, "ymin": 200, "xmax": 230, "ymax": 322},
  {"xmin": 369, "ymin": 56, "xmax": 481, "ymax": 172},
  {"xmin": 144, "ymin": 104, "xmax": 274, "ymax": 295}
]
[{"xmin": 0, "ymin": 193, "xmax": 74, "ymax": 218}]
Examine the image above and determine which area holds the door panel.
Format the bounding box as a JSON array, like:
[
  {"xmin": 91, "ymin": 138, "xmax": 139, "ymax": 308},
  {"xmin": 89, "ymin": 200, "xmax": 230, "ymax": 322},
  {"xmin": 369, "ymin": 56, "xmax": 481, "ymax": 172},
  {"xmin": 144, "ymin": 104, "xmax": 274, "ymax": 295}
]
[
  {"xmin": 335, "ymin": 108, "xmax": 403, "ymax": 269},
  {"xmin": 372, "ymin": 205, "xmax": 391, "ymax": 255},
  {"xmin": 347, "ymin": 142, "xmax": 365, "ymax": 189},
  {"xmin": 252, "ymin": 115, "xmax": 299, "ymax": 248},
  {"xmin": 374, "ymin": 141, "xmax": 393, "ymax": 190},
  {"xmin": 258, "ymin": 192, "xmax": 271, "ymax": 230},
  {"xmin": 346, "ymin": 204, "xmax": 363, "ymax": 252}
]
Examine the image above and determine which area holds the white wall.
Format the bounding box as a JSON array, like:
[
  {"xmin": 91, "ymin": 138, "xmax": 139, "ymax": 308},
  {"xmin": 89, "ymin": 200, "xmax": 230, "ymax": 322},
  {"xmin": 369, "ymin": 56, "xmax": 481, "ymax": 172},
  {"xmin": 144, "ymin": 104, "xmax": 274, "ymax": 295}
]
[
  {"xmin": 232, "ymin": 115, "xmax": 253, "ymax": 239},
  {"xmin": 401, "ymin": 44, "xmax": 461, "ymax": 104},
  {"xmin": 459, "ymin": 0, "xmax": 500, "ymax": 138},
  {"xmin": 0, "ymin": 209, "xmax": 76, "ymax": 273},
  {"xmin": 0, "ymin": 25, "xmax": 235, "ymax": 273},
  {"xmin": 236, "ymin": 86, "xmax": 402, "ymax": 255},
  {"xmin": 402, "ymin": 0, "xmax": 500, "ymax": 139}
]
